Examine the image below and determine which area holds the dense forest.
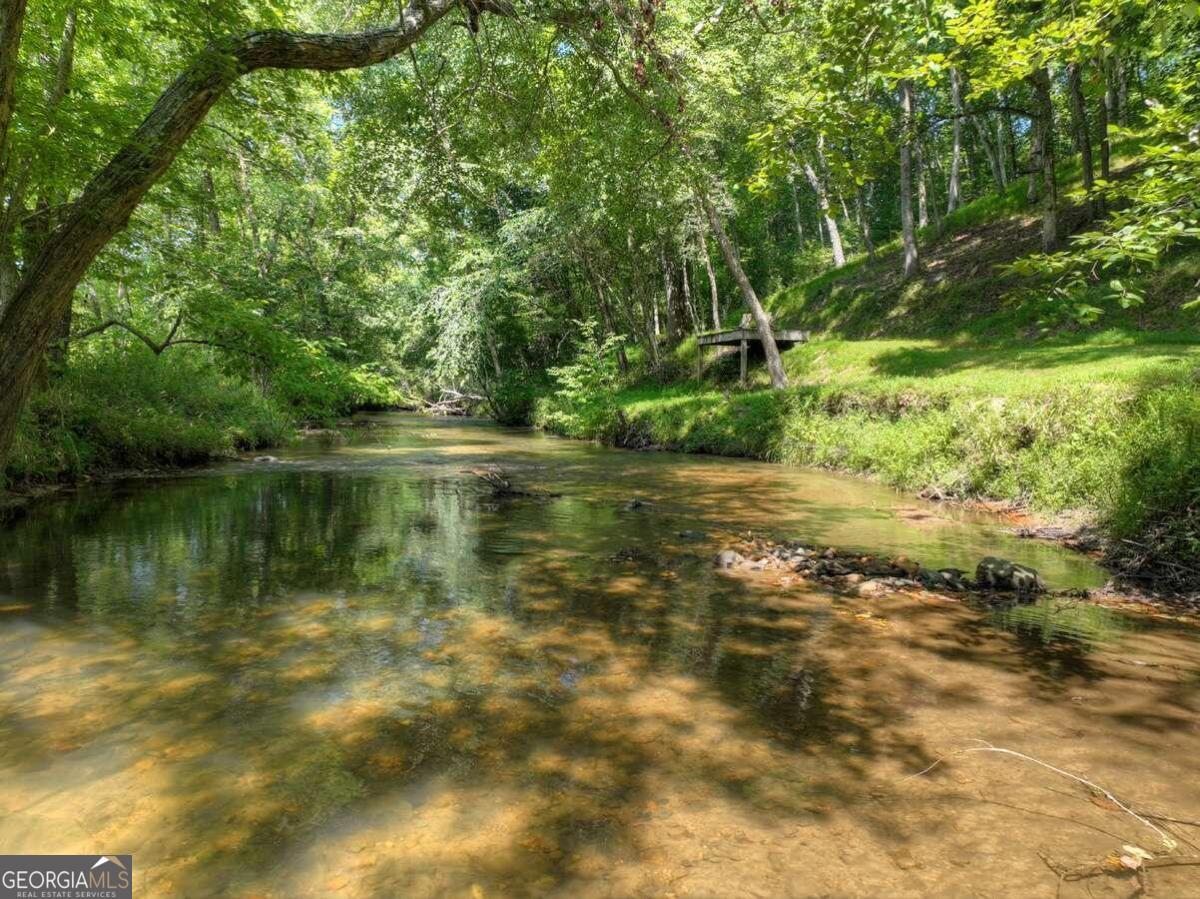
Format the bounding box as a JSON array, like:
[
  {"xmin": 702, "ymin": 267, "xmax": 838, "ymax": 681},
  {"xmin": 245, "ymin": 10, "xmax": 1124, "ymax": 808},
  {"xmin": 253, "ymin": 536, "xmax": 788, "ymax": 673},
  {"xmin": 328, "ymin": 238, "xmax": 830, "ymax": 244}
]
[{"xmin": 1, "ymin": 0, "xmax": 1198, "ymax": 584}]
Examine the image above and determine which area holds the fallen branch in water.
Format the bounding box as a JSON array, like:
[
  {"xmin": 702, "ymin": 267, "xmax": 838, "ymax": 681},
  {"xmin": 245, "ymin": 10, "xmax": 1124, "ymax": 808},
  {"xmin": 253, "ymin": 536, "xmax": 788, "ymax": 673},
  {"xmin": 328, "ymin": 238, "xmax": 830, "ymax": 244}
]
[
  {"xmin": 1040, "ymin": 848, "xmax": 1200, "ymax": 898},
  {"xmin": 904, "ymin": 739, "xmax": 1178, "ymax": 849},
  {"xmin": 423, "ymin": 388, "xmax": 484, "ymax": 416}
]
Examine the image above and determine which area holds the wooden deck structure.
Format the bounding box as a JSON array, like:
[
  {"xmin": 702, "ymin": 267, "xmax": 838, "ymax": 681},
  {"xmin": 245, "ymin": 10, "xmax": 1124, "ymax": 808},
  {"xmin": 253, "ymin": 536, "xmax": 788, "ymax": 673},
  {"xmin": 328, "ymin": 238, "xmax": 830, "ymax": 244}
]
[{"xmin": 696, "ymin": 325, "xmax": 808, "ymax": 385}]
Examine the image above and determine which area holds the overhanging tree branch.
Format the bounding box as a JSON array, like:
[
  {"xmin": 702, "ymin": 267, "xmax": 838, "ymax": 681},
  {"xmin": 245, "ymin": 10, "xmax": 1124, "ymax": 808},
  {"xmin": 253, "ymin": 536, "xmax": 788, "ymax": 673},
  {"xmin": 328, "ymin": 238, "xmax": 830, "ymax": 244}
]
[{"xmin": 0, "ymin": 0, "xmax": 480, "ymax": 473}]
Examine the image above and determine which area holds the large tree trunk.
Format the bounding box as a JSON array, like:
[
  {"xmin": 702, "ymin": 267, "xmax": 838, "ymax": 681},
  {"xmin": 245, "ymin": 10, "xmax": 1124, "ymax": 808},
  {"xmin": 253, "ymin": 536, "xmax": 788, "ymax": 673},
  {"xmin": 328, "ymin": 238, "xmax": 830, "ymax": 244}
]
[
  {"xmin": 695, "ymin": 186, "xmax": 787, "ymax": 389},
  {"xmin": 1066, "ymin": 61, "xmax": 1095, "ymax": 219},
  {"xmin": 0, "ymin": 0, "xmax": 464, "ymax": 476},
  {"xmin": 802, "ymin": 157, "xmax": 845, "ymax": 268},
  {"xmin": 947, "ymin": 67, "xmax": 964, "ymax": 213},
  {"xmin": 0, "ymin": 0, "xmax": 26, "ymax": 182},
  {"xmin": 898, "ymin": 79, "xmax": 919, "ymax": 279},
  {"xmin": 1029, "ymin": 66, "xmax": 1059, "ymax": 252}
]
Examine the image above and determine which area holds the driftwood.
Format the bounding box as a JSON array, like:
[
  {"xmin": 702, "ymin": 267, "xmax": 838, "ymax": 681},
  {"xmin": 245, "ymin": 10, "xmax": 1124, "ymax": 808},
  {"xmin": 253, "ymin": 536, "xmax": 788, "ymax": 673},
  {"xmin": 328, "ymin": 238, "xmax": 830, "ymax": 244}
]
[{"xmin": 422, "ymin": 388, "xmax": 484, "ymax": 416}]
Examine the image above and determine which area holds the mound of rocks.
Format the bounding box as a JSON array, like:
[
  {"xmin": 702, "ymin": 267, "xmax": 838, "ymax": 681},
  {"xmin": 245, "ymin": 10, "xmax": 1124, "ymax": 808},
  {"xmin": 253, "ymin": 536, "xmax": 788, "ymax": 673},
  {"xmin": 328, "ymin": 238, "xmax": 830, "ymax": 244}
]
[{"xmin": 713, "ymin": 536, "xmax": 1048, "ymax": 599}]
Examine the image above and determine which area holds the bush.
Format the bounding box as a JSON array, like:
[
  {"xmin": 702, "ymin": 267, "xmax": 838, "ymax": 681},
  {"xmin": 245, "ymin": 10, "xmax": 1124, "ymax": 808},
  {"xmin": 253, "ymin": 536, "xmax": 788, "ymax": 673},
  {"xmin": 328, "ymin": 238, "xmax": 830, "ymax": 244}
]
[
  {"xmin": 533, "ymin": 321, "xmax": 625, "ymax": 441},
  {"xmin": 487, "ymin": 370, "xmax": 545, "ymax": 425},
  {"xmin": 6, "ymin": 346, "xmax": 290, "ymax": 485},
  {"xmin": 268, "ymin": 340, "xmax": 401, "ymax": 424}
]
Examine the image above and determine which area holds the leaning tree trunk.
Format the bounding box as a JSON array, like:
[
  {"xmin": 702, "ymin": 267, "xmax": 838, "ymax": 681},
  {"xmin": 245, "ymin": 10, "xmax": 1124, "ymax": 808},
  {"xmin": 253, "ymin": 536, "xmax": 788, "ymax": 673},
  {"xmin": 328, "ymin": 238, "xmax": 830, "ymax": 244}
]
[
  {"xmin": 947, "ymin": 67, "xmax": 964, "ymax": 213},
  {"xmin": 802, "ymin": 158, "xmax": 845, "ymax": 268},
  {"xmin": 898, "ymin": 79, "xmax": 920, "ymax": 279},
  {"xmin": 0, "ymin": 0, "xmax": 464, "ymax": 475},
  {"xmin": 695, "ymin": 186, "xmax": 787, "ymax": 389}
]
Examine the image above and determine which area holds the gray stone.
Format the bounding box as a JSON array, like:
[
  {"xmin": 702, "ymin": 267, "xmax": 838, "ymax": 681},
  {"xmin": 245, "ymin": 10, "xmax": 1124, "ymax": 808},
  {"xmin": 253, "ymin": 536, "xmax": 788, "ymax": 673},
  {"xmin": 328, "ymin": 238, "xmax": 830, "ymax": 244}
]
[
  {"xmin": 714, "ymin": 549, "xmax": 745, "ymax": 569},
  {"xmin": 975, "ymin": 557, "xmax": 1045, "ymax": 594}
]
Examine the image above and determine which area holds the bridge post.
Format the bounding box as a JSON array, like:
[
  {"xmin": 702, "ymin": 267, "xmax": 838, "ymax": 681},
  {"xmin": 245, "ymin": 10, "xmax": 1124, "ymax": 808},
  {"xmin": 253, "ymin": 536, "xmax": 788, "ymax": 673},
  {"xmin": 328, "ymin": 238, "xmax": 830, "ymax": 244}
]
[{"xmin": 739, "ymin": 339, "xmax": 748, "ymax": 387}]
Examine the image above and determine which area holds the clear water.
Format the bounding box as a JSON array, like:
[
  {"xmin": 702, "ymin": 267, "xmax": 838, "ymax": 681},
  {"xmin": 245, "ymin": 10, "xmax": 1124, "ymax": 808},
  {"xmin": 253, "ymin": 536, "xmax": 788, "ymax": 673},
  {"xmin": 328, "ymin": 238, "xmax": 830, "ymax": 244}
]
[{"xmin": 2, "ymin": 415, "xmax": 1198, "ymax": 897}]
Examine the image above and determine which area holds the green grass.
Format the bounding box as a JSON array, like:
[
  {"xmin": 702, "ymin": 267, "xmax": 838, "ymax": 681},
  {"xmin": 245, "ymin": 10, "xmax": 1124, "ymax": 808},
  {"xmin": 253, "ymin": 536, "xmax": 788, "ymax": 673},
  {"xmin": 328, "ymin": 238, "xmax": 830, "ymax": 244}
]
[
  {"xmin": 5, "ymin": 346, "xmax": 291, "ymax": 486},
  {"xmin": 586, "ymin": 335, "xmax": 1200, "ymax": 586}
]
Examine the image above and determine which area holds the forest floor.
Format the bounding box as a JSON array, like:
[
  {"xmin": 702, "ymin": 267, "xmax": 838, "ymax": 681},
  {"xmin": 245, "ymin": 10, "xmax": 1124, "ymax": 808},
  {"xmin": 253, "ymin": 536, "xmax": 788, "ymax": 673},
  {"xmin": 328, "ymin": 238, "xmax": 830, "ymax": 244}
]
[{"xmin": 546, "ymin": 187, "xmax": 1200, "ymax": 592}]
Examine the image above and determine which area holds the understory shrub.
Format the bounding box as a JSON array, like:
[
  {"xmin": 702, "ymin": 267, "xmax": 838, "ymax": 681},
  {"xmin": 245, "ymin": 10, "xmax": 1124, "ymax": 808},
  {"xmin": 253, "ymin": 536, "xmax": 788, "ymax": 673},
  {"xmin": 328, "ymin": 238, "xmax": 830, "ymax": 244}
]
[{"xmin": 534, "ymin": 322, "xmax": 625, "ymax": 441}]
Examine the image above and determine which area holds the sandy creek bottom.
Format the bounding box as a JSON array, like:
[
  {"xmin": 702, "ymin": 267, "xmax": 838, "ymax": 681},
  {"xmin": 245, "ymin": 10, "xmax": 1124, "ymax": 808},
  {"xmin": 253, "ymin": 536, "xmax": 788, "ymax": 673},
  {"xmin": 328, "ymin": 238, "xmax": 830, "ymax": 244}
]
[{"xmin": 1, "ymin": 415, "xmax": 1197, "ymax": 897}]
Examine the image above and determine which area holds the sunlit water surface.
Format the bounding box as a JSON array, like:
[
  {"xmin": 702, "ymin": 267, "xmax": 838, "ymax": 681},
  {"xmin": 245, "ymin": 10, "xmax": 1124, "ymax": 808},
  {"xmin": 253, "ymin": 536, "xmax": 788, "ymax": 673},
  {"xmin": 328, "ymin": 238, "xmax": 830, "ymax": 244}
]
[{"xmin": 2, "ymin": 416, "xmax": 1199, "ymax": 897}]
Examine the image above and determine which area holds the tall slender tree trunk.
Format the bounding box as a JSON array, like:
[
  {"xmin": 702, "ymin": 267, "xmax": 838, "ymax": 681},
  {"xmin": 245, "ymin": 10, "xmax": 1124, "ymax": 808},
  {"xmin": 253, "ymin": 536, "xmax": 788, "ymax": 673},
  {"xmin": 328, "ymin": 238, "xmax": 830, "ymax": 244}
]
[
  {"xmin": 202, "ymin": 169, "xmax": 221, "ymax": 234},
  {"xmin": 973, "ymin": 114, "xmax": 1006, "ymax": 189},
  {"xmin": 1115, "ymin": 56, "xmax": 1128, "ymax": 125},
  {"xmin": 1026, "ymin": 111, "xmax": 1041, "ymax": 205},
  {"xmin": 1066, "ymin": 61, "xmax": 1096, "ymax": 218},
  {"xmin": 899, "ymin": 79, "xmax": 920, "ymax": 279},
  {"xmin": 1001, "ymin": 109, "xmax": 1016, "ymax": 184},
  {"xmin": 802, "ymin": 158, "xmax": 845, "ymax": 268},
  {"xmin": 1030, "ymin": 67, "xmax": 1059, "ymax": 252},
  {"xmin": 788, "ymin": 170, "xmax": 805, "ymax": 244},
  {"xmin": 1100, "ymin": 54, "xmax": 1114, "ymax": 182},
  {"xmin": 659, "ymin": 248, "xmax": 678, "ymax": 343},
  {"xmin": 234, "ymin": 144, "xmax": 266, "ymax": 275},
  {"xmin": 854, "ymin": 185, "xmax": 875, "ymax": 261},
  {"xmin": 695, "ymin": 186, "xmax": 787, "ymax": 389},
  {"xmin": 947, "ymin": 67, "xmax": 964, "ymax": 213},
  {"xmin": 579, "ymin": 251, "xmax": 628, "ymax": 374},
  {"xmin": 915, "ymin": 139, "xmax": 929, "ymax": 229},
  {"xmin": 696, "ymin": 225, "xmax": 720, "ymax": 329},
  {"xmin": 680, "ymin": 256, "xmax": 700, "ymax": 334}
]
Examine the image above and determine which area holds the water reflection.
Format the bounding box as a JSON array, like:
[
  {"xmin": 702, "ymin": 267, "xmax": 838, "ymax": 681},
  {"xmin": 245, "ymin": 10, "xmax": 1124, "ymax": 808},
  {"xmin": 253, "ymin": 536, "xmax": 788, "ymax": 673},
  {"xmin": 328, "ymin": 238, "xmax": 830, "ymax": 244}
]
[{"xmin": 1, "ymin": 417, "xmax": 1198, "ymax": 897}]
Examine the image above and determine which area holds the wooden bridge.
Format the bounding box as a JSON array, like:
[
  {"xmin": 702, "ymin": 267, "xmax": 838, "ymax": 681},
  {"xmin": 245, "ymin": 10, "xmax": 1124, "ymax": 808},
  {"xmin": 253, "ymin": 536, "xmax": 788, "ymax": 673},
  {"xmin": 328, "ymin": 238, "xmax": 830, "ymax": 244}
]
[{"xmin": 696, "ymin": 321, "xmax": 808, "ymax": 385}]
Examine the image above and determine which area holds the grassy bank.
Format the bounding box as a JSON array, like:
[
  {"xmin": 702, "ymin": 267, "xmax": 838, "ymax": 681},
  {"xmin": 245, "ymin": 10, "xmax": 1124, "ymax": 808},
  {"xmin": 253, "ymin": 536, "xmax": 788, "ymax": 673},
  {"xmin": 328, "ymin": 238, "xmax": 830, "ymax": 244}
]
[
  {"xmin": 536, "ymin": 186, "xmax": 1200, "ymax": 588},
  {"xmin": 4, "ymin": 348, "xmax": 291, "ymax": 488}
]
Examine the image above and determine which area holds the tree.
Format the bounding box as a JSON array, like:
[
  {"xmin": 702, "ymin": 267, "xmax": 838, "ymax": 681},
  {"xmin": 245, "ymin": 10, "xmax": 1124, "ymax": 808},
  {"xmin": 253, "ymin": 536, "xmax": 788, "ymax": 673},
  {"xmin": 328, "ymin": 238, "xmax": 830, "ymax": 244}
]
[
  {"xmin": 899, "ymin": 78, "xmax": 920, "ymax": 278},
  {"xmin": 0, "ymin": 0, "xmax": 474, "ymax": 473}
]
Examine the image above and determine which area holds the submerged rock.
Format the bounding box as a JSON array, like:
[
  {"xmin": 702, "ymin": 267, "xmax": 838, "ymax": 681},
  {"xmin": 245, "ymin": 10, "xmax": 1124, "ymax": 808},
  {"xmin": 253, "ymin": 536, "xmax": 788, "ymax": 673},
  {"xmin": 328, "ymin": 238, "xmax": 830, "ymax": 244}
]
[
  {"xmin": 625, "ymin": 498, "xmax": 654, "ymax": 511},
  {"xmin": 253, "ymin": 455, "xmax": 279, "ymax": 463},
  {"xmin": 677, "ymin": 530, "xmax": 707, "ymax": 541},
  {"xmin": 975, "ymin": 557, "xmax": 1045, "ymax": 594},
  {"xmin": 714, "ymin": 549, "xmax": 745, "ymax": 569}
]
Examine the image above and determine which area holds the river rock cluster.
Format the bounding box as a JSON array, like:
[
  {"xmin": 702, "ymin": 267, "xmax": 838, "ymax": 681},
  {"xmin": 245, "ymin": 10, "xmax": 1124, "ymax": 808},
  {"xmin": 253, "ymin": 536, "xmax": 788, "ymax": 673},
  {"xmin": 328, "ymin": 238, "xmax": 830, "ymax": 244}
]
[{"xmin": 714, "ymin": 538, "xmax": 1048, "ymax": 598}]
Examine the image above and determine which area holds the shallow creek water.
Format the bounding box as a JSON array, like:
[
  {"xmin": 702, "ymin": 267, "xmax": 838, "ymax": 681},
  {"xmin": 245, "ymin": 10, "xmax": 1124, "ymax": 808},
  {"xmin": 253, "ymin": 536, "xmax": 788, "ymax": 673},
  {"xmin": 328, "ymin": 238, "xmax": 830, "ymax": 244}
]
[{"xmin": 2, "ymin": 415, "xmax": 1199, "ymax": 897}]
